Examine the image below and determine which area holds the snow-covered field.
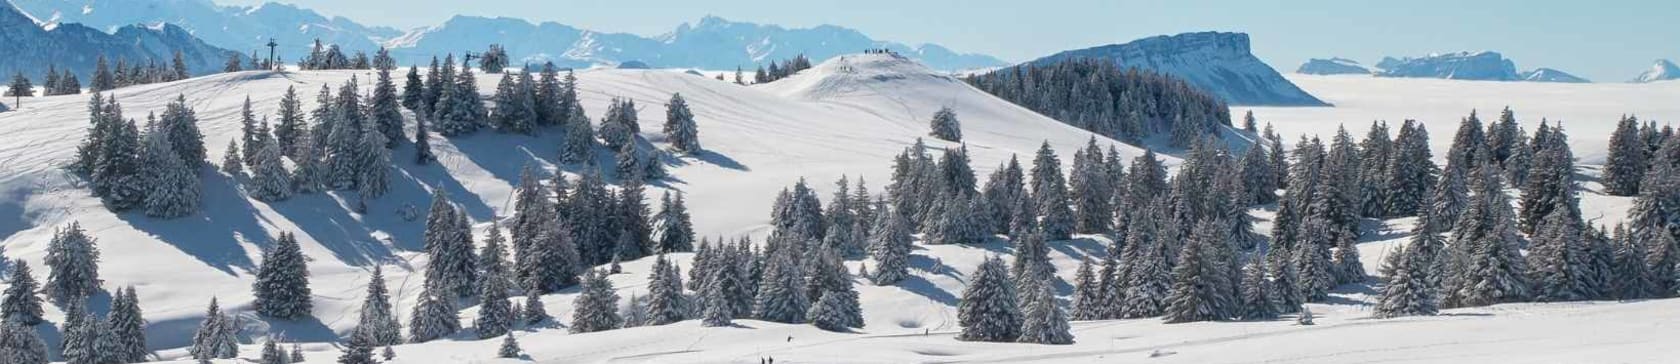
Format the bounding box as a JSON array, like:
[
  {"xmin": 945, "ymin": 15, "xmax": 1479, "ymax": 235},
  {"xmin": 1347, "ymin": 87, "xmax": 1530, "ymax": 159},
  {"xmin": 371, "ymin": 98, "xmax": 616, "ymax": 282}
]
[{"xmin": 0, "ymin": 54, "xmax": 1676, "ymax": 363}]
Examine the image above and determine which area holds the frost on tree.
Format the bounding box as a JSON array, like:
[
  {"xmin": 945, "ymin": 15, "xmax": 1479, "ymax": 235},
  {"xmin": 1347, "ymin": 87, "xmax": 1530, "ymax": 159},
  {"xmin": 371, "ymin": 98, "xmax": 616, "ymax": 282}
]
[
  {"xmin": 189, "ymin": 298, "xmax": 238, "ymax": 360},
  {"xmin": 928, "ymin": 106, "xmax": 961, "ymax": 142},
  {"xmin": 569, "ymin": 269, "xmax": 623, "ymax": 333},
  {"xmin": 353, "ymin": 266, "xmax": 402, "ymax": 346},
  {"xmin": 475, "ymin": 223, "xmax": 515, "ymax": 338},
  {"xmin": 957, "ymin": 256, "xmax": 1020, "ymax": 342},
  {"xmin": 1, "ymin": 260, "xmax": 44, "ymax": 326},
  {"xmin": 44, "ymin": 223, "xmax": 101, "ymax": 304},
  {"xmin": 663, "ymin": 93, "xmax": 702, "ymax": 154},
  {"xmin": 106, "ymin": 286, "xmax": 148, "ymax": 363},
  {"xmin": 140, "ymin": 123, "xmax": 203, "ymax": 219},
  {"xmin": 253, "ymin": 232, "xmax": 313, "ymax": 319}
]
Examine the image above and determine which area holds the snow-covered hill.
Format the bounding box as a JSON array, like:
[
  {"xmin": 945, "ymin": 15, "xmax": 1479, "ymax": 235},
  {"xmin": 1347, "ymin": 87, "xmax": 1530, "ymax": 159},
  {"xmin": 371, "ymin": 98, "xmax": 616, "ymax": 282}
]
[
  {"xmin": 1030, "ymin": 32, "xmax": 1328, "ymax": 106},
  {"xmin": 0, "ymin": 53, "xmax": 1143, "ymax": 359},
  {"xmin": 1519, "ymin": 67, "xmax": 1591, "ymax": 83}
]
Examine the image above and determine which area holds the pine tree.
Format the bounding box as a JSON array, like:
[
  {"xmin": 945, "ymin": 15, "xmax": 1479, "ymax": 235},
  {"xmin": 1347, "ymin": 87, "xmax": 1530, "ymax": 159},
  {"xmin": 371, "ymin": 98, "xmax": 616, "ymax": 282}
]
[
  {"xmin": 160, "ymin": 95, "xmax": 207, "ymax": 163},
  {"xmin": 1118, "ymin": 206, "xmax": 1171, "ymax": 318},
  {"xmin": 570, "ymin": 270, "xmax": 623, "ymax": 333},
  {"xmin": 406, "ymin": 284, "xmax": 459, "ymax": 343},
  {"xmin": 1238, "ymin": 252, "xmax": 1278, "ymax": 320},
  {"xmin": 1603, "ymin": 115, "xmax": 1646, "ymax": 196},
  {"xmin": 44, "ymin": 222, "xmax": 100, "ymax": 304},
  {"xmin": 1069, "ymin": 139, "xmax": 1113, "ymax": 234},
  {"xmin": 434, "ymin": 61, "xmax": 485, "ymax": 136},
  {"xmin": 1, "ymin": 260, "xmax": 43, "ymax": 326},
  {"xmin": 274, "ymin": 86, "xmax": 306, "ymax": 158},
  {"xmin": 100, "ymin": 286, "xmax": 145, "ymax": 362},
  {"xmin": 600, "ymin": 98, "xmax": 638, "ymax": 149},
  {"xmin": 664, "ymin": 93, "xmax": 702, "ymax": 153},
  {"xmin": 244, "ymin": 141, "xmax": 293, "ymax": 203},
  {"xmin": 491, "ymin": 73, "xmax": 536, "ymax": 135},
  {"xmin": 1383, "ymin": 120, "xmax": 1436, "ymax": 217},
  {"xmin": 869, "ymin": 208, "xmax": 913, "ymax": 285},
  {"xmin": 402, "ymin": 66, "xmax": 424, "ymax": 111},
  {"xmin": 753, "ymin": 245, "xmax": 809, "ymax": 323},
  {"xmin": 521, "ymin": 288, "xmax": 551, "ymax": 325},
  {"xmin": 957, "ymin": 256, "xmax": 1020, "ymax": 342},
  {"xmin": 91, "ymin": 56, "xmax": 114, "ymax": 92},
  {"xmin": 261, "ymin": 339, "xmax": 286, "ymax": 364},
  {"xmin": 806, "ymin": 290, "xmax": 853, "ymax": 332},
  {"xmin": 1450, "ymin": 163, "xmax": 1530, "ymax": 307},
  {"xmin": 253, "ymin": 232, "xmax": 313, "ymax": 319},
  {"xmin": 352, "ymin": 266, "xmax": 401, "ymax": 346},
  {"xmin": 222, "ymin": 140, "xmax": 246, "ymax": 176},
  {"xmin": 422, "ymin": 190, "xmax": 478, "ymax": 299},
  {"xmin": 291, "ymin": 343, "xmax": 305, "ymax": 363},
  {"xmin": 337, "ymin": 331, "xmax": 377, "ymax": 364},
  {"xmin": 1165, "ymin": 220, "xmax": 1234, "ymax": 323},
  {"xmin": 0, "ymin": 320, "xmax": 48, "ymax": 364},
  {"xmin": 645, "ymin": 255, "xmax": 687, "ymax": 325},
  {"xmin": 1374, "ymin": 222, "xmax": 1443, "ymax": 318},
  {"xmin": 533, "ymin": 63, "xmax": 564, "ymax": 127},
  {"xmin": 1528, "ymin": 208, "xmax": 1591, "ymax": 302},
  {"xmin": 1017, "ymin": 272, "xmax": 1073, "ymax": 344},
  {"xmin": 475, "ymin": 224, "xmax": 515, "ymax": 338},
  {"xmin": 700, "ymin": 282, "xmax": 733, "ymax": 327},
  {"xmin": 62, "ymin": 312, "xmax": 102, "ymax": 364},
  {"xmin": 560, "ymin": 103, "xmax": 596, "ymax": 163},
  {"xmin": 655, "ymin": 192, "xmax": 695, "ymax": 253},
  {"xmin": 189, "ymin": 298, "xmax": 238, "ymax": 359},
  {"xmin": 496, "ymin": 333, "xmax": 521, "ymax": 358},
  {"xmin": 369, "ymin": 68, "xmax": 404, "ymax": 145},
  {"xmin": 141, "ymin": 125, "xmax": 203, "ymax": 218},
  {"xmin": 928, "ymin": 106, "xmax": 962, "ymax": 142},
  {"xmin": 1068, "ymin": 259, "xmax": 1101, "ymax": 321}
]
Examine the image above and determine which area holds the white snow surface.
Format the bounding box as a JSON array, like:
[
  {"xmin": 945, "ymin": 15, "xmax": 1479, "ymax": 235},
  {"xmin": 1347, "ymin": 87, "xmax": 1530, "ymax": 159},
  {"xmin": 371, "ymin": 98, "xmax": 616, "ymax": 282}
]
[{"xmin": 1, "ymin": 53, "xmax": 1677, "ymax": 363}]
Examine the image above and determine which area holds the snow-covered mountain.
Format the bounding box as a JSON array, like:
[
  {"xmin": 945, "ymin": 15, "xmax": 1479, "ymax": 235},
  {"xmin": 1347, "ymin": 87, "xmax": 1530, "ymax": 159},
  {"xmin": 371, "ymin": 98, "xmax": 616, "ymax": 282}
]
[
  {"xmin": 0, "ymin": 1, "xmax": 243, "ymax": 83},
  {"xmin": 1375, "ymin": 51, "xmax": 1520, "ymax": 80},
  {"xmin": 1632, "ymin": 59, "xmax": 1680, "ymax": 83},
  {"xmin": 387, "ymin": 15, "xmax": 1007, "ymax": 70},
  {"xmin": 1296, "ymin": 57, "xmax": 1370, "ymax": 75},
  {"xmin": 1519, "ymin": 67, "xmax": 1590, "ymax": 83},
  {"xmin": 8, "ymin": 0, "xmax": 1006, "ymax": 71},
  {"xmin": 1030, "ymin": 32, "xmax": 1328, "ymax": 106}
]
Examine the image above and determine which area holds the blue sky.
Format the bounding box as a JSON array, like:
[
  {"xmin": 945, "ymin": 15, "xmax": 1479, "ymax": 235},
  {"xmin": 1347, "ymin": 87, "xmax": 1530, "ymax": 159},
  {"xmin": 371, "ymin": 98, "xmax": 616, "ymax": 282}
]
[{"xmin": 220, "ymin": 0, "xmax": 1679, "ymax": 81}]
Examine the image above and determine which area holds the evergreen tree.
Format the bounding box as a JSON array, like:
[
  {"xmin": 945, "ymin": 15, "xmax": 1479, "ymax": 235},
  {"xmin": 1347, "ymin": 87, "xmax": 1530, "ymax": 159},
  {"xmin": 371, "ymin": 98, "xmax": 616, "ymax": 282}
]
[
  {"xmin": 1603, "ymin": 115, "xmax": 1647, "ymax": 196},
  {"xmin": 569, "ymin": 270, "xmax": 623, "ymax": 333},
  {"xmin": 1528, "ymin": 208, "xmax": 1590, "ymax": 302},
  {"xmin": 141, "ymin": 124, "xmax": 203, "ymax": 218},
  {"xmin": 1357, "ymin": 121, "xmax": 1393, "ymax": 217},
  {"xmin": 957, "ymin": 256, "xmax": 1020, "ymax": 342},
  {"xmin": 7, "ymin": 72, "xmax": 32, "ymax": 107},
  {"xmin": 645, "ymin": 255, "xmax": 687, "ymax": 325},
  {"xmin": 1017, "ymin": 272, "xmax": 1073, "ymax": 344},
  {"xmin": 433, "ymin": 60, "xmax": 485, "ymax": 136},
  {"xmin": 1449, "ymin": 163, "xmax": 1530, "ymax": 307},
  {"xmin": 1373, "ymin": 222, "xmax": 1443, "ymax": 318},
  {"xmin": 1164, "ymin": 220, "xmax": 1234, "ymax": 323},
  {"xmin": 291, "ymin": 133, "xmax": 326, "ymax": 194},
  {"xmin": 370, "ymin": 67, "xmax": 404, "ymax": 145},
  {"xmin": 655, "ymin": 192, "xmax": 696, "ymax": 254},
  {"xmin": 260, "ymin": 339, "xmax": 286, "ymax": 364},
  {"xmin": 928, "ymin": 106, "xmax": 962, "ymax": 142},
  {"xmin": 405, "ymin": 284, "xmax": 459, "ymax": 343},
  {"xmin": 249, "ymin": 140, "xmax": 293, "ymax": 202},
  {"xmin": 806, "ymin": 291, "xmax": 853, "ymax": 332},
  {"xmin": 1118, "ymin": 204, "xmax": 1171, "ymax": 318},
  {"xmin": 0, "ymin": 260, "xmax": 42, "ymax": 326},
  {"xmin": 700, "ymin": 282, "xmax": 734, "ymax": 327},
  {"xmin": 1383, "ymin": 120, "xmax": 1436, "ymax": 217},
  {"xmin": 44, "ymin": 223, "xmax": 100, "ymax": 304},
  {"xmin": 422, "ymin": 190, "xmax": 478, "ymax": 299},
  {"xmin": 253, "ymin": 232, "xmax": 313, "ymax": 319},
  {"xmin": 1069, "ymin": 139, "xmax": 1113, "ymax": 234},
  {"xmin": 1518, "ymin": 122, "xmax": 1578, "ymax": 234},
  {"xmin": 402, "ymin": 66, "xmax": 424, "ymax": 111},
  {"xmin": 91, "ymin": 56, "xmax": 114, "ymax": 92},
  {"xmin": 496, "ymin": 333, "xmax": 521, "ymax": 358},
  {"xmin": 475, "ymin": 224, "xmax": 515, "ymax": 339},
  {"xmin": 352, "ymin": 266, "xmax": 401, "ymax": 346},
  {"xmin": 337, "ymin": 331, "xmax": 376, "ymax": 364},
  {"xmin": 753, "ymin": 245, "xmax": 809, "ymax": 323},
  {"xmin": 423, "ymin": 57, "xmax": 444, "ymax": 111},
  {"xmin": 1295, "ymin": 217, "xmax": 1337, "ymax": 302},
  {"xmin": 274, "ymin": 86, "xmax": 306, "ymax": 158},
  {"xmin": 0, "ymin": 320, "xmax": 47, "ymax": 364},
  {"xmin": 1068, "ymin": 259, "xmax": 1101, "ymax": 321},
  {"xmin": 560, "ymin": 103, "xmax": 596, "ymax": 163},
  {"xmin": 869, "ymin": 208, "xmax": 913, "ymax": 285},
  {"xmin": 521, "ymin": 289, "xmax": 550, "ymax": 325},
  {"xmin": 160, "ymin": 95, "xmax": 207, "ymax": 163},
  {"xmin": 1238, "ymin": 252, "xmax": 1278, "ymax": 320},
  {"xmin": 664, "ymin": 93, "xmax": 702, "ymax": 153},
  {"xmin": 224, "ymin": 139, "xmax": 246, "ymax": 177},
  {"xmin": 534, "ymin": 63, "xmax": 564, "ymax": 127},
  {"xmin": 491, "ymin": 73, "xmax": 536, "ymax": 135},
  {"xmin": 189, "ymin": 298, "xmax": 238, "ymax": 359}
]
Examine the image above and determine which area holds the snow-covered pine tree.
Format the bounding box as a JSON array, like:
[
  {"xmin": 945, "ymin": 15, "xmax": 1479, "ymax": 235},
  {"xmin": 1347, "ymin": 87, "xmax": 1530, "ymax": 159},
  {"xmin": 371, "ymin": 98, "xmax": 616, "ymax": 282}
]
[
  {"xmin": 1383, "ymin": 120, "xmax": 1436, "ymax": 217},
  {"xmin": 354, "ymin": 122, "xmax": 392, "ymax": 207},
  {"xmin": 160, "ymin": 95, "xmax": 207, "ymax": 164},
  {"xmin": 1017, "ymin": 271, "xmax": 1073, "ymax": 344},
  {"xmin": 421, "ymin": 189, "xmax": 479, "ymax": 299},
  {"xmin": 1069, "ymin": 139, "xmax": 1113, "ymax": 234},
  {"xmin": 337, "ymin": 331, "xmax": 377, "ymax": 364},
  {"xmin": 62, "ymin": 312, "xmax": 103, "ymax": 364},
  {"xmin": 249, "ymin": 141, "xmax": 293, "ymax": 202},
  {"xmin": 475, "ymin": 224, "xmax": 515, "ymax": 339},
  {"xmin": 806, "ymin": 290, "xmax": 852, "ymax": 332},
  {"xmin": 434, "ymin": 61, "xmax": 486, "ymax": 136},
  {"xmin": 189, "ymin": 298, "xmax": 238, "ymax": 359},
  {"xmin": 645, "ymin": 255, "xmax": 687, "ymax": 325},
  {"xmin": 1068, "ymin": 259, "xmax": 1101, "ymax": 321},
  {"xmin": 521, "ymin": 288, "xmax": 550, "ymax": 326},
  {"xmin": 141, "ymin": 125, "xmax": 203, "ymax": 218},
  {"xmin": 0, "ymin": 320, "xmax": 47, "ymax": 364},
  {"xmin": 753, "ymin": 243, "xmax": 809, "ymax": 323},
  {"xmin": 1238, "ymin": 141, "xmax": 1277, "ymax": 205},
  {"xmin": 44, "ymin": 223, "xmax": 100, "ymax": 304},
  {"xmin": 957, "ymin": 256, "xmax": 1020, "ymax": 342},
  {"xmin": 1118, "ymin": 202, "xmax": 1172, "ymax": 318},
  {"xmin": 406, "ymin": 283, "xmax": 459, "ymax": 343},
  {"xmin": 1518, "ymin": 122, "xmax": 1578, "ymax": 234},
  {"xmin": 599, "ymin": 98, "xmax": 637, "ymax": 149},
  {"xmin": 496, "ymin": 333, "xmax": 521, "ymax": 358},
  {"xmin": 0, "ymin": 260, "xmax": 43, "ymax": 326},
  {"xmin": 654, "ymin": 192, "xmax": 696, "ymax": 254},
  {"xmin": 533, "ymin": 63, "xmax": 563, "ymax": 127},
  {"xmin": 370, "ymin": 67, "xmax": 404, "ymax": 145},
  {"xmin": 1238, "ymin": 252, "xmax": 1278, "ymax": 320},
  {"xmin": 979, "ymin": 156, "xmax": 1027, "ymax": 234},
  {"xmin": 570, "ymin": 269, "xmax": 623, "ymax": 333},
  {"xmin": 491, "ymin": 73, "xmax": 536, "ymax": 135},
  {"xmin": 253, "ymin": 232, "xmax": 313, "ymax": 319},
  {"xmin": 663, "ymin": 93, "xmax": 701, "ymax": 153},
  {"xmin": 1528, "ymin": 208, "xmax": 1590, "ymax": 302},
  {"xmin": 272, "ymin": 86, "xmax": 306, "ymax": 158},
  {"xmin": 1332, "ymin": 231, "xmax": 1366, "ymax": 285},
  {"xmin": 353, "ymin": 266, "xmax": 401, "ymax": 346},
  {"xmin": 1357, "ymin": 121, "xmax": 1393, "ymax": 218},
  {"xmin": 700, "ymin": 281, "xmax": 733, "ymax": 327},
  {"xmin": 402, "ymin": 66, "xmax": 424, "ymax": 111},
  {"xmin": 290, "ymin": 133, "xmax": 326, "ymax": 193},
  {"xmin": 1450, "ymin": 162, "xmax": 1531, "ymax": 307},
  {"xmin": 260, "ymin": 338, "xmax": 285, "ymax": 364},
  {"xmin": 1164, "ymin": 220, "xmax": 1235, "ymax": 323},
  {"xmin": 1444, "ymin": 112, "xmax": 1486, "ymax": 176},
  {"xmin": 1373, "ymin": 222, "xmax": 1443, "ymax": 318},
  {"xmin": 1294, "ymin": 216, "xmax": 1337, "ymax": 302},
  {"xmin": 928, "ymin": 106, "xmax": 962, "ymax": 142},
  {"xmin": 1603, "ymin": 115, "xmax": 1647, "ymax": 196}
]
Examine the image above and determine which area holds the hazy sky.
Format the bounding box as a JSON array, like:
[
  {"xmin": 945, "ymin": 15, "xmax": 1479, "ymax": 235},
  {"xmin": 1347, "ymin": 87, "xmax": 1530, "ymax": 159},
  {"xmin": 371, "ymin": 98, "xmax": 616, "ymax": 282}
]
[{"xmin": 218, "ymin": 0, "xmax": 1679, "ymax": 81}]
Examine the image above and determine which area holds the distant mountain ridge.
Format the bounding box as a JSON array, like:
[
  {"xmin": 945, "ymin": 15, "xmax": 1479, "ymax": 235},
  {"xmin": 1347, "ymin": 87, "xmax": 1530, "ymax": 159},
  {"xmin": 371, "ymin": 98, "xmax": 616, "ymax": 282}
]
[
  {"xmin": 1030, "ymin": 31, "xmax": 1328, "ymax": 106},
  {"xmin": 1297, "ymin": 58, "xmax": 1370, "ymax": 75},
  {"xmin": 1297, "ymin": 52, "xmax": 1591, "ymax": 83},
  {"xmin": 1633, "ymin": 59, "xmax": 1680, "ymax": 83},
  {"xmin": 0, "ymin": 2, "xmax": 243, "ymax": 83},
  {"xmin": 10, "ymin": 0, "xmax": 1006, "ymax": 71}
]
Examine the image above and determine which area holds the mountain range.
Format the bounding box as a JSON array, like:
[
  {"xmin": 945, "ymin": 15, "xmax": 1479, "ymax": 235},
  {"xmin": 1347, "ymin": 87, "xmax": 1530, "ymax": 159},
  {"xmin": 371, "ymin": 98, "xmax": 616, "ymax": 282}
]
[
  {"xmin": 1634, "ymin": 59, "xmax": 1680, "ymax": 83},
  {"xmin": 1031, "ymin": 32, "xmax": 1328, "ymax": 106},
  {"xmin": 0, "ymin": 2, "xmax": 243, "ymax": 83},
  {"xmin": 9, "ymin": 0, "xmax": 1006, "ymax": 71},
  {"xmin": 1296, "ymin": 52, "xmax": 1591, "ymax": 83}
]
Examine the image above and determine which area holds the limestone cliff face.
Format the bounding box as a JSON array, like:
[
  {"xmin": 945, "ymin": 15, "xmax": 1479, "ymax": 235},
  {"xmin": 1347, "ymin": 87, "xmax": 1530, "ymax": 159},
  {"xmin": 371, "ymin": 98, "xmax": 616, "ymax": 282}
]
[{"xmin": 1031, "ymin": 32, "xmax": 1328, "ymax": 106}]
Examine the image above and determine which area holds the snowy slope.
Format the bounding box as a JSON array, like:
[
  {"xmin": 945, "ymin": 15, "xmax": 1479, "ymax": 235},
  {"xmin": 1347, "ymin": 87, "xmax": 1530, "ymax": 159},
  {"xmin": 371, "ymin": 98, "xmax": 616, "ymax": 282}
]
[{"xmin": 0, "ymin": 53, "xmax": 1145, "ymax": 358}]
